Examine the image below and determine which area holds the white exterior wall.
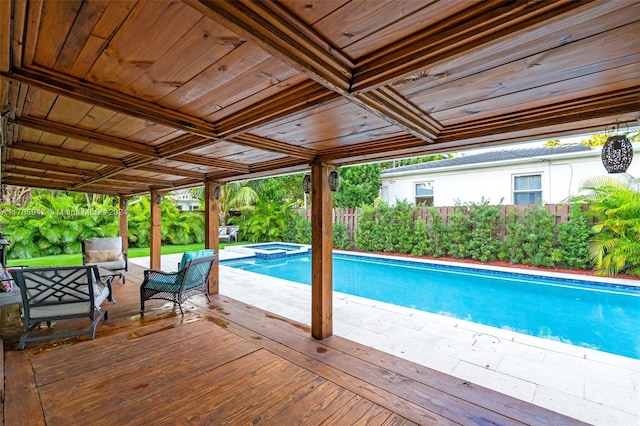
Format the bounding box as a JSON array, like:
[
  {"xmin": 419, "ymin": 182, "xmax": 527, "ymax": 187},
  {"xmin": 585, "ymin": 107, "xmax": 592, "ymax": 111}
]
[{"xmin": 381, "ymin": 146, "xmax": 640, "ymax": 206}]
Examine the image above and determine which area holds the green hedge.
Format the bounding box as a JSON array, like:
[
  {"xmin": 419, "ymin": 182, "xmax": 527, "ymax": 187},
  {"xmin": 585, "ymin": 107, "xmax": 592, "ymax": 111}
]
[{"xmin": 286, "ymin": 201, "xmax": 595, "ymax": 271}]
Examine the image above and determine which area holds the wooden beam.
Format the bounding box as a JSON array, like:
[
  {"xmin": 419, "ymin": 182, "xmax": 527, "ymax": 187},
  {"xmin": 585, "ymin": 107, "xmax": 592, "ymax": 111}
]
[
  {"xmin": 4, "ymin": 66, "xmax": 221, "ymax": 139},
  {"xmin": 183, "ymin": 0, "xmax": 441, "ymax": 144},
  {"xmin": 318, "ymin": 135, "xmax": 424, "ymax": 163},
  {"xmin": 5, "ymin": 158, "xmax": 102, "ymax": 177},
  {"xmin": 227, "ymin": 134, "xmax": 316, "ymax": 160},
  {"xmin": 438, "ymin": 87, "xmax": 640, "ymax": 142},
  {"xmin": 354, "ymin": 88, "xmax": 441, "ymax": 141},
  {"xmin": 149, "ymin": 191, "xmax": 162, "ymax": 271},
  {"xmin": 183, "ymin": 0, "xmax": 353, "ymax": 92},
  {"xmin": 137, "ymin": 164, "xmax": 205, "ymax": 179},
  {"xmin": 11, "ymin": 141, "xmax": 126, "ymax": 167},
  {"xmin": 3, "ymin": 165, "xmax": 85, "ymax": 182},
  {"xmin": 16, "ymin": 116, "xmax": 160, "ymax": 157},
  {"xmin": 204, "ymin": 181, "xmax": 220, "ymax": 294},
  {"xmin": 171, "ymin": 153, "xmax": 250, "ymax": 173},
  {"xmin": 310, "ymin": 163, "xmax": 333, "ymax": 339},
  {"xmin": 216, "ymin": 80, "xmax": 341, "ymax": 137}
]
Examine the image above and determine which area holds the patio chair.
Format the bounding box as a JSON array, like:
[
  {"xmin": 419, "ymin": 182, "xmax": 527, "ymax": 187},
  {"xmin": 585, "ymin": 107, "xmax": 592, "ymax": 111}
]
[
  {"xmin": 10, "ymin": 265, "xmax": 110, "ymax": 350},
  {"xmin": 219, "ymin": 226, "xmax": 239, "ymax": 243},
  {"xmin": 140, "ymin": 250, "xmax": 217, "ymax": 315},
  {"xmin": 82, "ymin": 237, "xmax": 128, "ymax": 283}
]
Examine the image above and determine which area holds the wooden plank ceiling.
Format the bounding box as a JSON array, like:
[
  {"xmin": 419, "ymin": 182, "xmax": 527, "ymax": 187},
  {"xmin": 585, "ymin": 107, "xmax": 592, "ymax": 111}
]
[{"xmin": 0, "ymin": 0, "xmax": 638, "ymax": 196}]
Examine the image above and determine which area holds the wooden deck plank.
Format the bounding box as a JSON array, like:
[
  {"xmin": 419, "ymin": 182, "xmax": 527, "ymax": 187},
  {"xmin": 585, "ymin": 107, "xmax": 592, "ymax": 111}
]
[
  {"xmin": 0, "ymin": 267, "xmax": 589, "ymax": 426},
  {"xmin": 154, "ymin": 355, "xmax": 319, "ymax": 424},
  {"xmin": 3, "ymin": 350, "xmax": 46, "ymax": 426},
  {"xmin": 195, "ymin": 296, "xmax": 533, "ymax": 425},
  {"xmin": 321, "ymin": 394, "xmax": 397, "ymax": 425},
  {"xmin": 247, "ymin": 379, "xmax": 356, "ymax": 425},
  {"xmin": 41, "ymin": 323, "xmax": 260, "ymax": 423},
  {"xmin": 30, "ymin": 313, "xmax": 219, "ymax": 385}
]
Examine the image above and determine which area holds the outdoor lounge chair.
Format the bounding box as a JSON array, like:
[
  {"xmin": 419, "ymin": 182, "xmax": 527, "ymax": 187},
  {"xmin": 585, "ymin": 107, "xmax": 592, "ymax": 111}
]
[
  {"xmin": 10, "ymin": 265, "xmax": 110, "ymax": 350},
  {"xmin": 140, "ymin": 250, "xmax": 217, "ymax": 315},
  {"xmin": 82, "ymin": 237, "xmax": 128, "ymax": 283},
  {"xmin": 219, "ymin": 226, "xmax": 239, "ymax": 243}
]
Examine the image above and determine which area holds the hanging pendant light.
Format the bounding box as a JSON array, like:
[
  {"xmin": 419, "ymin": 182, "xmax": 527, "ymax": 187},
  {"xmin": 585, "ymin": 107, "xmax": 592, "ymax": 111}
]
[
  {"xmin": 328, "ymin": 170, "xmax": 340, "ymax": 192},
  {"xmin": 601, "ymin": 123, "xmax": 633, "ymax": 173},
  {"xmin": 302, "ymin": 174, "xmax": 311, "ymax": 194}
]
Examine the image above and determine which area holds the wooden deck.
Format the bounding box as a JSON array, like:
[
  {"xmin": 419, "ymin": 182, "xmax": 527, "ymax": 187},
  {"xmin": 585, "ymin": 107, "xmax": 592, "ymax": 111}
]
[{"xmin": 0, "ymin": 264, "xmax": 586, "ymax": 425}]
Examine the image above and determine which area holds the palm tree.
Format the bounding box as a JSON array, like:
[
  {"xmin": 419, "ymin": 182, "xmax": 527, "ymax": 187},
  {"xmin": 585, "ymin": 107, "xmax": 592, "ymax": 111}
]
[
  {"xmin": 571, "ymin": 175, "xmax": 640, "ymax": 276},
  {"xmin": 218, "ymin": 182, "xmax": 258, "ymax": 225}
]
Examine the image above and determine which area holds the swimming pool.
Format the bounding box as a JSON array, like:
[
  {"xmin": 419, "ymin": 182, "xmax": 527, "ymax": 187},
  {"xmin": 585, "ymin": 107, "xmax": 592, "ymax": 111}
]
[{"xmin": 222, "ymin": 252, "xmax": 640, "ymax": 359}]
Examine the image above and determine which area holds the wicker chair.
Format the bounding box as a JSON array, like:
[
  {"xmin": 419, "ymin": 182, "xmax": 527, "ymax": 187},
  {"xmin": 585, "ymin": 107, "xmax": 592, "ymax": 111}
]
[
  {"xmin": 10, "ymin": 265, "xmax": 110, "ymax": 349},
  {"xmin": 140, "ymin": 251, "xmax": 217, "ymax": 315}
]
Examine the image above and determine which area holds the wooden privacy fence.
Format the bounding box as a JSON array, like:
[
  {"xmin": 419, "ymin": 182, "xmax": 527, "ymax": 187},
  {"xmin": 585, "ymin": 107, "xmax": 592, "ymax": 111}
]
[{"xmin": 305, "ymin": 204, "xmax": 571, "ymax": 242}]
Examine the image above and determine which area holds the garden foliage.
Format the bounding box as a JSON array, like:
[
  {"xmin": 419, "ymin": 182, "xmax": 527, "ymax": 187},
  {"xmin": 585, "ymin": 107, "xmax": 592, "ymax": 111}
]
[
  {"xmin": 287, "ymin": 200, "xmax": 603, "ymax": 272},
  {"xmin": 0, "ymin": 194, "xmax": 205, "ymax": 259}
]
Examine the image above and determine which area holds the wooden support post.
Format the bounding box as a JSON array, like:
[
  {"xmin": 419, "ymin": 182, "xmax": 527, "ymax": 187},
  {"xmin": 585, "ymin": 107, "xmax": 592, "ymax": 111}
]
[
  {"xmin": 204, "ymin": 181, "xmax": 220, "ymax": 294},
  {"xmin": 310, "ymin": 163, "xmax": 333, "ymax": 339},
  {"xmin": 150, "ymin": 191, "xmax": 162, "ymax": 270},
  {"xmin": 118, "ymin": 196, "xmax": 129, "ymax": 253}
]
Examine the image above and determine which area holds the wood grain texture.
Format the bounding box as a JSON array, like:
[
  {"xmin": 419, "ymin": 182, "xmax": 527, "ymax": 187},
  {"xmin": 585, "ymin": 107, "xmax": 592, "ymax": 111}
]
[{"xmin": 0, "ymin": 264, "xmax": 587, "ymax": 426}]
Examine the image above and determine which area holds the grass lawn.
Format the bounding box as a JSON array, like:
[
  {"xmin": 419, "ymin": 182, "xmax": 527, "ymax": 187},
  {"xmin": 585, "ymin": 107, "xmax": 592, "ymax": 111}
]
[{"xmin": 6, "ymin": 242, "xmax": 244, "ymax": 268}]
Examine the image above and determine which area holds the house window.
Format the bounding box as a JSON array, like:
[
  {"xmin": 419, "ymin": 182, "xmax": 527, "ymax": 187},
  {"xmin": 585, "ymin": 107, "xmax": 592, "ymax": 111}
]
[
  {"xmin": 415, "ymin": 182, "xmax": 434, "ymax": 206},
  {"xmin": 513, "ymin": 175, "xmax": 542, "ymax": 205}
]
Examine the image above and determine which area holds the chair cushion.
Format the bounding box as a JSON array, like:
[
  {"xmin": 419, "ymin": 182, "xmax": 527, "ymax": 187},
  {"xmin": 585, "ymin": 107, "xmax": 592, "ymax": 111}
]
[
  {"xmin": 178, "ymin": 249, "xmax": 215, "ymax": 271},
  {"xmin": 144, "ymin": 276, "xmax": 181, "ymax": 293},
  {"xmin": 88, "ymin": 259, "xmax": 126, "ymax": 270},
  {"xmin": 29, "ymin": 282, "xmax": 110, "ymax": 319},
  {"xmin": 85, "ymin": 248, "xmax": 123, "ymax": 263},
  {"xmin": 84, "ymin": 237, "xmax": 122, "ymax": 251}
]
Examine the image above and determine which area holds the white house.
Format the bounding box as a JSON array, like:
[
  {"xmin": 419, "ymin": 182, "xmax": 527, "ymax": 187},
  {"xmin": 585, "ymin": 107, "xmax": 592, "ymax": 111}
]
[
  {"xmin": 166, "ymin": 189, "xmax": 201, "ymax": 211},
  {"xmin": 380, "ymin": 144, "xmax": 640, "ymax": 207}
]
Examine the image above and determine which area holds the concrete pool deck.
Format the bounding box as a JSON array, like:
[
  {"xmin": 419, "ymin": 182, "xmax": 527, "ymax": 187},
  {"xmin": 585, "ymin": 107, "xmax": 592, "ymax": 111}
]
[{"xmin": 131, "ymin": 251, "xmax": 640, "ymax": 426}]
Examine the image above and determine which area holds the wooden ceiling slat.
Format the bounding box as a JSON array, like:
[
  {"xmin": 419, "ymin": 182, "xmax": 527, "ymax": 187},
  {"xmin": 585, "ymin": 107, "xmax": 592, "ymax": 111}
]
[
  {"xmin": 228, "ymin": 134, "xmax": 316, "ymax": 160},
  {"xmin": 161, "ymin": 42, "xmax": 273, "ymax": 112},
  {"xmin": 16, "ymin": 116, "xmax": 159, "ymax": 157},
  {"xmin": 67, "ymin": 1, "xmax": 137, "ymax": 79},
  {"xmin": 412, "ymin": 23, "xmax": 640, "ymax": 119},
  {"xmin": 171, "ymin": 153, "xmax": 250, "ymax": 173},
  {"xmin": 216, "ymin": 80, "xmax": 340, "ymax": 137},
  {"xmin": 123, "ymin": 16, "xmax": 241, "ymax": 104},
  {"xmin": 438, "ymin": 87, "xmax": 640, "ymax": 142},
  {"xmin": 391, "ymin": 2, "xmax": 637, "ymax": 99},
  {"xmin": 137, "ymin": 164, "xmax": 204, "ymax": 179},
  {"xmin": 54, "ymin": 1, "xmax": 110, "ymax": 74},
  {"xmin": 436, "ymin": 64, "xmax": 640, "ymax": 125},
  {"xmin": 4, "ymin": 67, "xmax": 221, "ymax": 138},
  {"xmin": 86, "ymin": 2, "xmax": 202, "ymax": 94},
  {"xmin": 6, "ymin": 158, "xmax": 101, "ymax": 177},
  {"xmin": 351, "ymin": 0, "xmax": 589, "ymax": 92},
  {"xmin": 4, "ymin": 165, "xmax": 85, "ymax": 183},
  {"xmin": 183, "ymin": 0, "xmax": 353, "ymax": 91},
  {"xmin": 12, "ymin": 141, "xmax": 125, "ymax": 167}
]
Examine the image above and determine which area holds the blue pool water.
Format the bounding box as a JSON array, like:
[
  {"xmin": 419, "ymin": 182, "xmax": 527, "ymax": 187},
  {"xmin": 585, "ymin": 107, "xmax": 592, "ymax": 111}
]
[{"xmin": 223, "ymin": 253, "xmax": 640, "ymax": 359}]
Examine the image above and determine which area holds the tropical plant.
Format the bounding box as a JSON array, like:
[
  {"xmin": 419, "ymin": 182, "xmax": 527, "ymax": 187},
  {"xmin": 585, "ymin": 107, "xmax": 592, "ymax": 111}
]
[
  {"xmin": 218, "ymin": 182, "xmax": 258, "ymax": 225},
  {"xmin": 333, "ymin": 164, "xmax": 382, "ymax": 208},
  {"xmin": 233, "ymin": 199, "xmax": 295, "ymax": 242},
  {"xmin": 570, "ymin": 175, "xmax": 640, "ymax": 276},
  {"xmin": 0, "ymin": 193, "xmax": 118, "ymax": 259}
]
